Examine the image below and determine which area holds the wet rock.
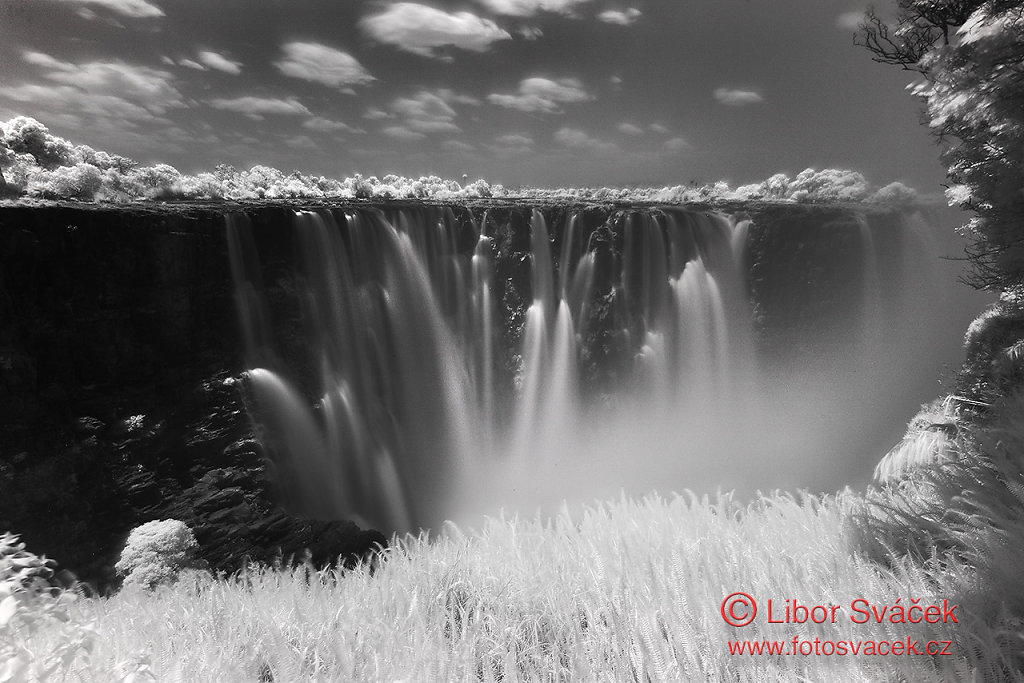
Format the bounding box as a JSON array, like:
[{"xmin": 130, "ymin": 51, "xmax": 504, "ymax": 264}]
[
  {"xmin": 74, "ymin": 416, "xmax": 106, "ymax": 434},
  {"xmin": 119, "ymin": 467, "xmax": 162, "ymax": 508},
  {"xmin": 193, "ymin": 487, "xmax": 245, "ymax": 514}
]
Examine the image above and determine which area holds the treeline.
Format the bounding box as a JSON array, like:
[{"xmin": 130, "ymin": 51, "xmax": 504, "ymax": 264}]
[{"xmin": 0, "ymin": 116, "xmax": 917, "ymax": 205}]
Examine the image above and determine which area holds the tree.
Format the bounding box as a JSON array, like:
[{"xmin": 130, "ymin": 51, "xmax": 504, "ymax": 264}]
[
  {"xmin": 858, "ymin": 1, "xmax": 1024, "ymax": 292},
  {"xmin": 856, "ymin": 0, "xmax": 984, "ymax": 71}
]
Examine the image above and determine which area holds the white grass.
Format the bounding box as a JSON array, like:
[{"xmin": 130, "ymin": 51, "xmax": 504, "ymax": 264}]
[{"xmin": 14, "ymin": 490, "xmax": 1021, "ymax": 681}]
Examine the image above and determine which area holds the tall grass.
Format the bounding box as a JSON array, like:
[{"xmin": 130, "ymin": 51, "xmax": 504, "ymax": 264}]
[{"xmin": 13, "ymin": 489, "xmax": 1020, "ymax": 682}]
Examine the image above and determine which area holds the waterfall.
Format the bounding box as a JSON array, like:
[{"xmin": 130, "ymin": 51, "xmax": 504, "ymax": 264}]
[{"xmin": 227, "ymin": 204, "xmax": 959, "ymax": 533}]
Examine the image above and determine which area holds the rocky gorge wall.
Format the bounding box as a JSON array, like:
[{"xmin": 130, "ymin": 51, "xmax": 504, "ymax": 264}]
[{"xmin": 0, "ymin": 199, "xmax": 971, "ymax": 590}]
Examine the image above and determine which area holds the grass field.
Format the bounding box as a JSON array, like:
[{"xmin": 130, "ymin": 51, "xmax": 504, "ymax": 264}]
[{"xmin": 5, "ymin": 484, "xmax": 1023, "ymax": 682}]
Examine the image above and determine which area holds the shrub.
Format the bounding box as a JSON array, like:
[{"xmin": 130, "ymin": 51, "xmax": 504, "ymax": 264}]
[
  {"xmin": 115, "ymin": 520, "xmax": 207, "ymax": 590},
  {"xmin": 1, "ymin": 532, "xmax": 92, "ymax": 680},
  {"xmin": 28, "ymin": 162, "xmax": 104, "ymax": 200},
  {"xmin": 1, "ymin": 532, "xmax": 57, "ymax": 600},
  {"xmin": 869, "ymin": 181, "xmax": 919, "ymax": 204}
]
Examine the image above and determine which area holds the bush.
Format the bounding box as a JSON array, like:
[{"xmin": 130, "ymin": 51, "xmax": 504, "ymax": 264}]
[
  {"xmin": 28, "ymin": 162, "xmax": 103, "ymax": 200},
  {"xmin": 1, "ymin": 532, "xmax": 92, "ymax": 680},
  {"xmin": 1, "ymin": 532, "xmax": 57, "ymax": 600},
  {"xmin": 115, "ymin": 520, "xmax": 207, "ymax": 590}
]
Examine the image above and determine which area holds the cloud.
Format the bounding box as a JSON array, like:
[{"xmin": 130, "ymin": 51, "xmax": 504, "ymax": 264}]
[
  {"xmin": 390, "ymin": 91, "xmax": 461, "ymax": 133},
  {"xmin": 475, "ymin": 0, "xmax": 593, "ymax": 17},
  {"xmin": 598, "ymin": 8, "xmax": 641, "ymax": 25},
  {"xmin": 179, "ymin": 59, "xmax": 206, "ymax": 71},
  {"xmin": 836, "ymin": 10, "xmax": 865, "ymax": 31},
  {"xmin": 495, "ymin": 133, "xmax": 534, "ymax": 147},
  {"xmin": 554, "ymin": 126, "xmax": 617, "ymax": 152},
  {"xmin": 284, "ymin": 134, "xmax": 319, "ymax": 150},
  {"xmin": 360, "ymin": 3, "xmax": 511, "ymax": 59},
  {"xmin": 198, "ymin": 51, "xmax": 242, "ymax": 75},
  {"xmin": 275, "ymin": 41, "xmax": 374, "ymax": 88},
  {"xmin": 713, "ymin": 87, "xmax": 764, "ymax": 106},
  {"xmin": 617, "ymin": 122, "xmax": 644, "ymax": 136},
  {"xmin": 382, "ymin": 125, "xmax": 427, "ymax": 141},
  {"xmin": 302, "ymin": 117, "xmax": 357, "ymax": 133},
  {"xmin": 208, "ymin": 96, "xmax": 312, "ymax": 119},
  {"xmin": 664, "ymin": 137, "xmax": 688, "ymax": 151},
  {"xmin": 22, "ymin": 50, "xmax": 182, "ymax": 112},
  {"xmin": 59, "ymin": 0, "xmax": 163, "ymax": 18},
  {"xmin": 436, "ymin": 89, "xmax": 483, "ymax": 106},
  {"xmin": 487, "ymin": 77, "xmax": 592, "ymax": 113},
  {"xmin": 648, "ymin": 123, "xmax": 669, "ymax": 134},
  {"xmin": 2, "ymin": 84, "xmax": 168, "ymax": 124},
  {"xmin": 364, "ymin": 108, "xmax": 393, "ymax": 120},
  {"xmin": 489, "ymin": 132, "xmax": 534, "ymax": 155}
]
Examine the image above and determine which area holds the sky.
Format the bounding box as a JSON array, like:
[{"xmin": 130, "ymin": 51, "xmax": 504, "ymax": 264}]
[{"xmin": 0, "ymin": 0, "xmax": 944, "ymax": 191}]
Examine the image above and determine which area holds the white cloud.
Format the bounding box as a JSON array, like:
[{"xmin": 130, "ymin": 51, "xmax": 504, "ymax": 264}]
[
  {"xmin": 360, "ymin": 3, "xmax": 511, "ymax": 59},
  {"xmin": 489, "ymin": 132, "xmax": 534, "ymax": 155},
  {"xmin": 436, "ymin": 89, "xmax": 483, "ymax": 106},
  {"xmin": 198, "ymin": 51, "xmax": 242, "ymax": 75},
  {"xmin": 59, "ymin": 0, "xmax": 163, "ymax": 18},
  {"xmin": 2, "ymin": 83, "xmax": 168, "ymax": 123},
  {"xmin": 22, "ymin": 50, "xmax": 183, "ymax": 112},
  {"xmin": 664, "ymin": 137, "xmax": 688, "ymax": 151},
  {"xmin": 495, "ymin": 133, "xmax": 534, "ymax": 147},
  {"xmin": 836, "ymin": 10, "xmax": 865, "ymax": 31},
  {"xmin": 554, "ymin": 126, "xmax": 616, "ymax": 152},
  {"xmin": 713, "ymin": 87, "xmax": 764, "ymax": 106},
  {"xmin": 598, "ymin": 8, "xmax": 641, "ymax": 25},
  {"xmin": 382, "ymin": 125, "xmax": 427, "ymax": 141},
  {"xmin": 475, "ymin": 0, "xmax": 592, "ymax": 17},
  {"xmin": 208, "ymin": 96, "xmax": 311, "ymax": 119},
  {"xmin": 302, "ymin": 117, "xmax": 356, "ymax": 133},
  {"xmin": 487, "ymin": 77, "xmax": 592, "ymax": 113},
  {"xmin": 391, "ymin": 91, "xmax": 461, "ymax": 133},
  {"xmin": 617, "ymin": 122, "xmax": 644, "ymax": 135},
  {"xmin": 275, "ymin": 42, "xmax": 374, "ymax": 88},
  {"xmin": 364, "ymin": 108, "xmax": 393, "ymax": 120},
  {"xmin": 648, "ymin": 123, "xmax": 669, "ymax": 134},
  {"xmin": 180, "ymin": 59, "xmax": 206, "ymax": 71}
]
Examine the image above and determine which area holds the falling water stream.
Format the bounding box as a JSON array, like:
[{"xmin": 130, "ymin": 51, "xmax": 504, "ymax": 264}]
[{"xmin": 227, "ymin": 204, "xmax": 976, "ymax": 533}]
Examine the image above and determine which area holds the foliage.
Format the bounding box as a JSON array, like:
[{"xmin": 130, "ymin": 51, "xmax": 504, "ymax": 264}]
[
  {"xmin": 17, "ymin": 493, "xmax": 1018, "ymax": 680},
  {"xmin": 0, "ymin": 116, "xmax": 921, "ymax": 206},
  {"xmin": 855, "ymin": 0, "xmax": 984, "ymax": 71},
  {"xmin": 518, "ymin": 169, "xmax": 916, "ymax": 205},
  {"xmin": 115, "ymin": 520, "xmax": 207, "ymax": 591},
  {"xmin": 859, "ymin": 1, "xmax": 1024, "ymax": 291},
  {"xmin": 916, "ymin": 4, "xmax": 1024, "ymax": 290},
  {"xmin": 858, "ymin": 384, "xmax": 1024, "ymax": 672},
  {"xmin": 0, "ymin": 533, "xmax": 96, "ymax": 682},
  {"xmin": 873, "ymin": 398, "xmax": 960, "ymax": 484}
]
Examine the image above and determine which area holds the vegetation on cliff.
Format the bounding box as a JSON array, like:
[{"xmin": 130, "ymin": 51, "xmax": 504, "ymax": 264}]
[{"xmin": 0, "ymin": 116, "xmax": 917, "ymax": 206}]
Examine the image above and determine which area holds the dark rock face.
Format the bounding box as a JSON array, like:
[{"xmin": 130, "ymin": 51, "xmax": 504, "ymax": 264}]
[
  {"xmin": 0, "ymin": 202, "xmax": 386, "ymax": 591},
  {"xmin": 0, "ymin": 199, "xmax": 895, "ymax": 590}
]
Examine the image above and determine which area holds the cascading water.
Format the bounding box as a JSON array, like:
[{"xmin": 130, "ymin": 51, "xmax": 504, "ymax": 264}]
[{"xmin": 228, "ymin": 203, "xmax": 972, "ymax": 533}]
